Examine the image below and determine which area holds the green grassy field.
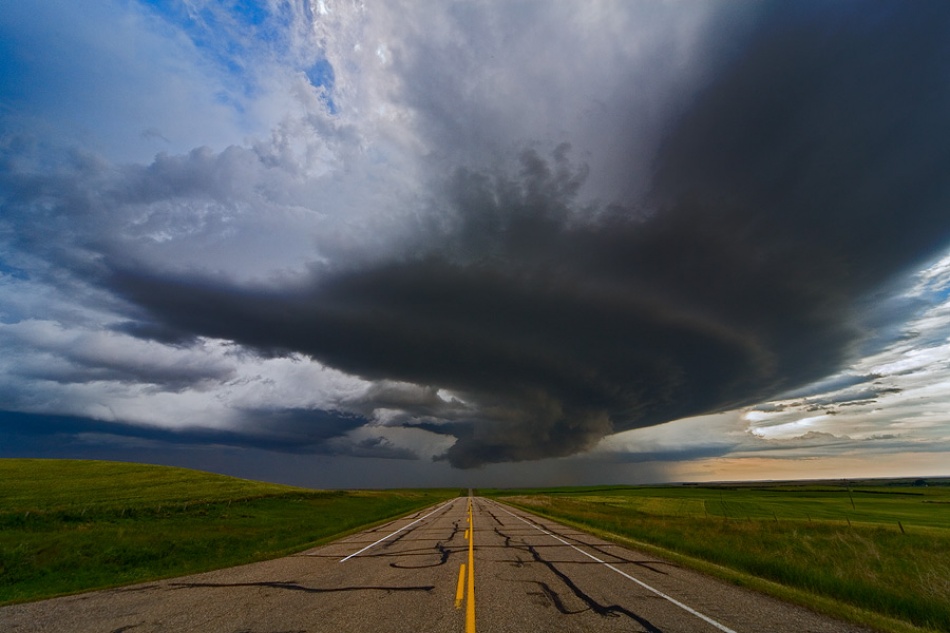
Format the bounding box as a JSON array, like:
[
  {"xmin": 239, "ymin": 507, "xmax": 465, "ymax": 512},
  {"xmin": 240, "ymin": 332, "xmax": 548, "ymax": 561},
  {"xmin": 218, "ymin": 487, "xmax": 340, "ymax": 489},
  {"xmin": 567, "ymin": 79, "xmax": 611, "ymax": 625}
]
[
  {"xmin": 0, "ymin": 459, "xmax": 457, "ymax": 605},
  {"xmin": 486, "ymin": 480, "xmax": 950, "ymax": 633}
]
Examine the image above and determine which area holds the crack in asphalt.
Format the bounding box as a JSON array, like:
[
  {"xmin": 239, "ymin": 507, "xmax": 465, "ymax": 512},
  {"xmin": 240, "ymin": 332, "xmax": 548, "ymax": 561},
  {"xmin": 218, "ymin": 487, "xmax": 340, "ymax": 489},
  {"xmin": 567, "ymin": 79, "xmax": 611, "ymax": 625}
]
[
  {"xmin": 485, "ymin": 508, "xmax": 504, "ymax": 526},
  {"xmin": 382, "ymin": 523, "xmax": 416, "ymax": 548},
  {"xmin": 489, "ymin": 517, "xmax": 666, "ymax": 633},
  {"xmin": 168, "ymin": 581, "xmax": 434, "ymax": 594},
  {"xmin": 446, "ymin": 518, "xmax": 461, "ymax": 543},
  {"xmin": 550, "ymin": 529, "xmax": 675, "ymax": 576},
  {"xmin": 523, "ymin": 543, "xmax": 665, "ymax": 632},
  {"xmin": 389, "ymin": 541, "xmax": 451, "ymax": 569},
  {"xmin": 231, "ymin": 629, "xmax": 306, "ymax": 633},
  {"xmin": 110, "ymin": 585, "xmax": 160, "ymax": 593},
  {"xmin": 381, "ymin": 501, "xmax": 457, "ymax": 550},
  {"xmin": 529, "ymin": 580, "xmax": 587, "ymax": 614},
  {"xmin": 503, "ymin": 509, "xmax": 674, "ymax": 575}
]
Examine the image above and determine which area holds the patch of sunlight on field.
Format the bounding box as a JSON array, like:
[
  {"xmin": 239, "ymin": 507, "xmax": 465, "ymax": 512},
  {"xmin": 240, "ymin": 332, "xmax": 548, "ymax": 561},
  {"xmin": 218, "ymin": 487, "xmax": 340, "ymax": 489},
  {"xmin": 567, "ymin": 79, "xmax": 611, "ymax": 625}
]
[
  {"xmin": 0, "ymin": 459, "xmax": 304, "ymax": 512},
  {"xmin": 573, "ymin": 495, "xmax": 707, "ymax": 518}
]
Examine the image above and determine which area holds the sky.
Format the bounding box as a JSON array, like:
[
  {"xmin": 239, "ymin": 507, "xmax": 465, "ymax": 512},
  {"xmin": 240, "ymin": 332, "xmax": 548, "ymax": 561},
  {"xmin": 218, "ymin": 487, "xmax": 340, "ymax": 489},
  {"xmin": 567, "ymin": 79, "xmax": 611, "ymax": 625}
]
[{"xmin": 2, "ymin": 0, "xmax": 950, "ymax": 489}]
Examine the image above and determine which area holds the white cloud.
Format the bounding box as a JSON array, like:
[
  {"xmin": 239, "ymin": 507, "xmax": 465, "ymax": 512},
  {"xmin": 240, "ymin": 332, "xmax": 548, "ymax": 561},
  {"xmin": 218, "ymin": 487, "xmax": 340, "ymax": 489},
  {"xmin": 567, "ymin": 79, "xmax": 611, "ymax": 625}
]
[
  {"xmin": 0, "ymin": 314, "xmax": 377, "ymax": 433},
  {"xmin": 748, "ymin": 415, "xmax": 832, "ymax": 440},
  {"xmin": 597, "ymin": 250, "xmax": 950, "ymax": 469},
  {"xmin": 594, "ymin": 411, "xmax": 745, "ymax": 461},
  {"xmin": 730, "ymin": 251, "xmax": 950, "ymax": 456}
]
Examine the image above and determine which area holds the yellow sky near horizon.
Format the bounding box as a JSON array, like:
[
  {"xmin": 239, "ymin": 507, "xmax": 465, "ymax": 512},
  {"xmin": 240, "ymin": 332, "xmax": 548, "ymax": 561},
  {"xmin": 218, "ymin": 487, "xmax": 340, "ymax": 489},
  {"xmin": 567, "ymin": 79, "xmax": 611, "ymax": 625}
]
[{"xmin": 672, "ymin": 452, "xmax": 950, "ymax": 483}]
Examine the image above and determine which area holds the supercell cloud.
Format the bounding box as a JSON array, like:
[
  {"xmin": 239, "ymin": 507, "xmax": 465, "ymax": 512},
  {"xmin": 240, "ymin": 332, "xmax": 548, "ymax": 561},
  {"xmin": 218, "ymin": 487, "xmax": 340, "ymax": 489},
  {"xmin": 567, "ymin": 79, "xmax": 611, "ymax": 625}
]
[{"xmin": 2, "ymin": 1, "xmax": 950, "ymax": 475}]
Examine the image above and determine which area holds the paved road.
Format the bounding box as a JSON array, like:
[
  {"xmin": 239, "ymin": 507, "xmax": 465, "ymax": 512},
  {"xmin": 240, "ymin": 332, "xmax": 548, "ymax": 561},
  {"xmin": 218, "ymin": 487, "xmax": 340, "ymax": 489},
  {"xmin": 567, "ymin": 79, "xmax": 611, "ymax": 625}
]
[{"xmin": 1, "ymin": 497, "xmax": 871, "ymax": 633}]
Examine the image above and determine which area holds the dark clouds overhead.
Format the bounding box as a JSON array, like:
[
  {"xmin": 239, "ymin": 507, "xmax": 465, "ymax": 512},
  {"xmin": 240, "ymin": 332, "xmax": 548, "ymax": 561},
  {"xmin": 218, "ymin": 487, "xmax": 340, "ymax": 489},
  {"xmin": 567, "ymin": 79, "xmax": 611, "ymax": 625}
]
[
  {"xmin": 96, "ymin": 1, "xmax": 950, "ymax": 468},
  {"xmin": 0, "ymin": 408, "xmax": 373, "ymax": 455},
  {"xmin": 3, "ymin": 1, "xmax": 950, "ymax": 477}
]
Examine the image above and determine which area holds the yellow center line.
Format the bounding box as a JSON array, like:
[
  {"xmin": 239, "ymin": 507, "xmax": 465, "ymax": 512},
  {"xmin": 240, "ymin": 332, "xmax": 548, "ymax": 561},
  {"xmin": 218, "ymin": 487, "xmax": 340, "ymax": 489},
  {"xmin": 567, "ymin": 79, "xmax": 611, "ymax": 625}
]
[
  {"xmin": 454, "ymin": 497, "xmax": 476, "ymax": 630},
  {"xmin": 466, "ymin": 497, "xmax": 476, "ymax": 633},
  {"xmin": 455, "ymin": 563, "xmax": 466, "ymax": 609}
]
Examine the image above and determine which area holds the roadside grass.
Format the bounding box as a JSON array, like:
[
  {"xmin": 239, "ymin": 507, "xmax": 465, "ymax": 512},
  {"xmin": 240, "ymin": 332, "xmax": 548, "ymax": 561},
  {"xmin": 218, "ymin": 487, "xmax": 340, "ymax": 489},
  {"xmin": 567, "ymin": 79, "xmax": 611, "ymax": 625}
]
[
  {"xmin": 486, "ymin": 481, "xmax": 950, "ymax": 633},
  {"xmin": 0, "ymin": 459, "xmax": 458, "ymax": 605}
]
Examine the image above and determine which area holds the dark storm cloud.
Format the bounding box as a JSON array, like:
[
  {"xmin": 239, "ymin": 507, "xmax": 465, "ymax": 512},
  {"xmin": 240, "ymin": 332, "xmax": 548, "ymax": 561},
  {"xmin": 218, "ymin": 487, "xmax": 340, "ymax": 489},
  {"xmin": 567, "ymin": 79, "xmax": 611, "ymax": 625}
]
[
  {"xmin": 0, "ymin": 408, "xmax": 374, "ymax": 456},
  {"xmin": 227, "ymin": 408, "xmax": 406, "ymax": 457},
  {"xmin": 12, "ymin": 360, "xmax": 227, "ymax": 391},
  {"xmin": 110, "ymin": 320, "xmax": 201, "ymax": 347},
  {"xmin": 3, "ymin": 338, "xmax": 232, "ymax": 391},
  {"xmin": 105, "ymin": 2, "xmax": 950, "ymax": 467}
]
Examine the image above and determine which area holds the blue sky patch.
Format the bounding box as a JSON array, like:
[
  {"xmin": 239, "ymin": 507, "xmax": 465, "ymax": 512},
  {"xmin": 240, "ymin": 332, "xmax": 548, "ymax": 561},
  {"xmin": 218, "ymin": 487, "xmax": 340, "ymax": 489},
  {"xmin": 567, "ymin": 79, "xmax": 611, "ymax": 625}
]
[
  {"xmin": 306, "ymin": 59, "xmax": 338, "ymax": 114},
  {"xmin": 0, "ymin": 258, "xmax": 28, "ymax": 281},
  {"xmin": 231, "ymin": 0, "xmax": 269, "ymax": 27}
]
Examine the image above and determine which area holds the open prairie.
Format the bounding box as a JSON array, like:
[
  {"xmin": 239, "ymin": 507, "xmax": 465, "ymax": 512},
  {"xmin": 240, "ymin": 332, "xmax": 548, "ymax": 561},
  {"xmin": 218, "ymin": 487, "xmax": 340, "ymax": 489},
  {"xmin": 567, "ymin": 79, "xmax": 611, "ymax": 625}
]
[
  {"xmin": 0, "ymin": 459, "xmax": 457, "ymax": 605},
  {"xmin": 488, "ymin": 480, "xmax": 950, "ymax": 632}
]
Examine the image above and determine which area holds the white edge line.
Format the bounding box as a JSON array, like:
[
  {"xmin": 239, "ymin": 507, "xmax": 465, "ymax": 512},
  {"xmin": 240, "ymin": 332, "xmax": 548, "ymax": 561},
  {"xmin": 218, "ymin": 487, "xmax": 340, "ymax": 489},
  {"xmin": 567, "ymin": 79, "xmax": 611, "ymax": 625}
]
[
  {"xmin": 493, "ymin": 501, "xmax": 738, "ymax": 633},
  {"xmin": 339, "ymin": 498, "xmax": 457, "ymax": 562}
]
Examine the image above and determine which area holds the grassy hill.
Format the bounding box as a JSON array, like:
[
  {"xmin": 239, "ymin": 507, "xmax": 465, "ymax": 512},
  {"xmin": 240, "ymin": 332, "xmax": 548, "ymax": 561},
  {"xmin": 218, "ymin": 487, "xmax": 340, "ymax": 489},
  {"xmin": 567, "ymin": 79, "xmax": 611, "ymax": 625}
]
[{"xmin": 0, "ymin": 459, "xmax": 457, "ymax": 605}]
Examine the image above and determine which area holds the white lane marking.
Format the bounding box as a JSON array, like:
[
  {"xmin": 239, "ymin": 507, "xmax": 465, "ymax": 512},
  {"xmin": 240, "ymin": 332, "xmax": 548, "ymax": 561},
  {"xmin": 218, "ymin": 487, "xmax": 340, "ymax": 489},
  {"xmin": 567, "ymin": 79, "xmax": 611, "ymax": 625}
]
[
  {"xmin": 339, "ymin": 498, "xmax": 458, "ymax": 562},
  {"xmin": 493, "ymin": 502, "xmax": 739, "ymax": 633}
]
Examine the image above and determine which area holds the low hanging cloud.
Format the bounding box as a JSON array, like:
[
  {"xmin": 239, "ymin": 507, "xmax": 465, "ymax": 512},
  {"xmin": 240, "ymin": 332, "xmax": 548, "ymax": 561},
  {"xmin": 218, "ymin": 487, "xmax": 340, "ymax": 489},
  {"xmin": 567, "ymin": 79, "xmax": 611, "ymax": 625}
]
[
  {"xmin": 97, "ymin": 2, "xmax": 950, "ymax": 468},
  {"xmin": 4, "ymin": 2, "xmax": 950, "ymax": 470}
]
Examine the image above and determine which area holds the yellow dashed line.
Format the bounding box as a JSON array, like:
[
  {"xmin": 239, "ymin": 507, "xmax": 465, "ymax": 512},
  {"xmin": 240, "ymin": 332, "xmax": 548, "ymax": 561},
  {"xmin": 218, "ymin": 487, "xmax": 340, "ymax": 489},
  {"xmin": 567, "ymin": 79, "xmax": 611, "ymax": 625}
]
[
  {"xmin": 455, "ymin": 563, "xmax": 466, "ymax": 609},
  {"xmin": 466, "ymin": 498, "xmax": 476, "ymax": 633},
  {"xmin": 454, "ymin": 497, "xmax": 476, "ymax": 631}
]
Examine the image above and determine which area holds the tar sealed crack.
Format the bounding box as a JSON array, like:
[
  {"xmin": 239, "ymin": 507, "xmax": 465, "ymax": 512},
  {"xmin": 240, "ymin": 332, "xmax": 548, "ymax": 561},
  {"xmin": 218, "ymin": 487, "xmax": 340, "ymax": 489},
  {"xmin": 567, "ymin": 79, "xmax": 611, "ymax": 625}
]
[
  {"xmin": 382, "ymin": 524, "xmax": 416, "ymax": 548},
  {"xmin": 494, "ymin": 521, "xmax": 664, "ymax": 630},
  {"xmin": 390, "ymin": 541, "xmax": 451, "ymax": 569},
  {"xmin": 519, "ymin": 539, "xmax": 665, "ymax": 633},
  {"xmin": 485, "ymin": 508, "xmax": 504, "ymax": 526},
  {"xmin": 168, "ymin": 581, "xmax": 434, "ymax": 594},
  {"xmin": 530, "ymin": 581, "xmax": 586, "ymax": 614},
  {"xmin": 552, "ymin": 530, "xmax": 675, "ymax": 576}
]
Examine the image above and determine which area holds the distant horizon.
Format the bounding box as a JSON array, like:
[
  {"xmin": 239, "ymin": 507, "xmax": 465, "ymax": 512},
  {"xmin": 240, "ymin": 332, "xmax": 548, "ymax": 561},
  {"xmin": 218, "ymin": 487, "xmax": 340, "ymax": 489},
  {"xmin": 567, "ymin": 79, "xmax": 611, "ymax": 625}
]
[
  {"xmin": 6, "ymin": 455, "xmax": 950, "ymax": 492},
  {"xmin": 4, "ymin": 454, "xmax": 948, "ymax": 492}
]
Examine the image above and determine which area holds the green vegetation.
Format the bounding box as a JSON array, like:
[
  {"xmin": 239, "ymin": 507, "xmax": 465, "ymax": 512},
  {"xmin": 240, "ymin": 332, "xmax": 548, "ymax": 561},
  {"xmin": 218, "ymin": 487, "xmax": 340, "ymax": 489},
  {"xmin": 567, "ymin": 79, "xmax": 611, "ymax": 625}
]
[
  {"xmin": 0, "ymin": 459, "xmax": 457, "ymax": 605},
  {"xmin": 486, "ymin": 480, "xmax": 950, "ymax": 633}
]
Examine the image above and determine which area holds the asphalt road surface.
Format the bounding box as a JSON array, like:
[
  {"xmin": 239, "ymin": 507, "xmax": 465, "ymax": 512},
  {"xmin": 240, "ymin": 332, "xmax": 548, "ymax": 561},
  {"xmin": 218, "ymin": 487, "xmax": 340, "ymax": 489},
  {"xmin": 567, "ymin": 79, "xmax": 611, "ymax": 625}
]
[{"xmin": 1, "ymin": 496, "xmax": 873, "ymax": 633}]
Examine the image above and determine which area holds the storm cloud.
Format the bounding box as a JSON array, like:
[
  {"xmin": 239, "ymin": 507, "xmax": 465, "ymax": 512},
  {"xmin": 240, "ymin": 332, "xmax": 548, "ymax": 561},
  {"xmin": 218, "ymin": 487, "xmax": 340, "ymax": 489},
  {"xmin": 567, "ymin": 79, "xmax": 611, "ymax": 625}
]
[
  {"xmin": 3, "ymin": 1, "xmax": 950, "ymax": 477},
  {"xmin": 94, "ymin": 2, "xmax": 950, "ymax": 467}
]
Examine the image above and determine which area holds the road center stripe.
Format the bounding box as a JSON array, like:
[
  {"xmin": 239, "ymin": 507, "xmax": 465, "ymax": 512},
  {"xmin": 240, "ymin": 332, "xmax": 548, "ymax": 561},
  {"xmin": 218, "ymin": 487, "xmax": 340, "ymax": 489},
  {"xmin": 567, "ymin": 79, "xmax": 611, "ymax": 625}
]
[
  {"xmin": 466, "ymin": 498, "xmax": 476, "ymax": 633},
  {"xmin": 456, "ymin": 563, "xmax": 467, "ymax": 609}
]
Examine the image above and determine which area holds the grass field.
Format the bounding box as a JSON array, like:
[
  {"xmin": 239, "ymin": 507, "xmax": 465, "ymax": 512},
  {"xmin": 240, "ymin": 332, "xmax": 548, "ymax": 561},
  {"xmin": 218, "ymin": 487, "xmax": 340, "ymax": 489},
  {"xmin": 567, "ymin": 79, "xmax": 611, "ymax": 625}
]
[
  {"xmin": 0, "ymin": 459, "xmax": 457, "ymax": 605},
  {"xmin": 486, "ymin": 480, "xmax": 950, "ymax": 633}
]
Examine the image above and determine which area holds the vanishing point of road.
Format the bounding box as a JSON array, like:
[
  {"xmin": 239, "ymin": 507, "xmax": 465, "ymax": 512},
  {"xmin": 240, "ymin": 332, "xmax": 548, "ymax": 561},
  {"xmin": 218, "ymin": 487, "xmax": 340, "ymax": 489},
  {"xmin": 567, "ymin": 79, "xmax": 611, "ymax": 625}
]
[{"xmin": 1, "ymin": 496, "xmax": 872, "ymax": 633}]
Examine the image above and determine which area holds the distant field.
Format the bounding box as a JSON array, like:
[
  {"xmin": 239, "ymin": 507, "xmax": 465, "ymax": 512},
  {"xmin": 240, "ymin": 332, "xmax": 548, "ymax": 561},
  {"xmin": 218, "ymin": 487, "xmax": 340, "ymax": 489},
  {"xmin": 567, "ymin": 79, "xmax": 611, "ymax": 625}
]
[
  {"xmin": 487, "ymin": 480, "xmax": 950, "ymax": 633},
  {"xmin": 0, "ymin": 459, "xmax": 458, "ymax": 605}
]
